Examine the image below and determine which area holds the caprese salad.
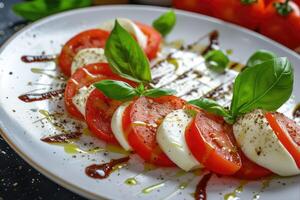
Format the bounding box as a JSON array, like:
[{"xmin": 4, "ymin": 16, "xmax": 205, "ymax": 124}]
[{"xmin": 57, "ymin": 10, "xmax": 300, "ymax": 181}]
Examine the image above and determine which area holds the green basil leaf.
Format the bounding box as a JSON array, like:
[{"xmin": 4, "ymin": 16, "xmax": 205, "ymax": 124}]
[
  {"xmin": 246, "ymin": 50, "xmax": 277, "ymax": 68},
  {"xmin": 94, "ymin": 80, "xmax": 138, "ymax": 101},
  {"xmin": 230, "ymin": 57, "xmax": 294, "ymax": 119},
  {"xmin": 105, "ymin": 21, "xmax": 151, "ymax": 83},
  {"xmin": 13, "ymin": 0, "xmax": 92, "ymax": 21},
  {"xmin": 152, "ymin": 10, "xmax": 176, "ymax": 37},
  {"xmin": 188, "ymin": 98, "xmax": 232, "ymax": 120},
  {"xmin": 143, "ymin": 88, "xmax": 176, "ymax": 98},
  {"xmin": 204, "ymin": 50, "xmax": 229, "ymax": 73}
]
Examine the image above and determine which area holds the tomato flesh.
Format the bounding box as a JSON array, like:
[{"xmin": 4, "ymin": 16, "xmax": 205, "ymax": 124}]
[
  {"xmin": 58, "ymin": 29, "xmax": 110, "ymax": 76},
  {"xmin": 64, "ymin": 63, "xmax": 115, "ymax": 120},
  {"xmin": 185, "ymin": 110, "xmax": 242, "ymax": 175},
  {"xmin": 234, "ymin": 151, "xmax": 272, "ymax": 180},
  {"xmin": 122, "ymin": 96, "xmax": 185, "ymax": 166},
  {"xmin": 265, "ymin": 112, "xmax": 300, "ymax": 168}
]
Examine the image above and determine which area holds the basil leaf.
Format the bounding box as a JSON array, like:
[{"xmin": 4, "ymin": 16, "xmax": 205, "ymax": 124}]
[
  {"xmin": 13, "ymin": 0, "xmax": 92, "ymax": 21},
  {"xmin": 204, "ymin": 50, "xmax": 230, "ymax": 73},
  {"xmin": 105, "ymin": 21, "xmax": 151, "ymax": 83},
  {"xmin": 152, "ymin": 10, "xmax": 176, "ymax": 37},
  {"xmin": 188, "ymin": 98, "xmax": 233, "ymax": 122},
  {"xmin": 246, "ymin": 50, "xmax": 277, "ymax": 68},
  {"xmin": 230, "ymin": 57, "xmax": 294, "ymax": 119},
  {"xmin": 143, "ymin": 88, "xmax": 176, "ymax": 98},
  {"xmin": 94, "ymin": 80, "xmax": 138, "ymax": 101}
]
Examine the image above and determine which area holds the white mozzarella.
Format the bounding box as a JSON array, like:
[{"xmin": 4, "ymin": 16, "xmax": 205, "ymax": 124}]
[
  {"xmin": 111, "ymin": 101, "xmax": 132, "ymax": 151},
  {"xmin": 72, "ymin": 85, "xmax": 95, "ymax": 117},
  {"xmin": 101, "ymin": 18, "xmax": 148, "ymax": 49},
  {"xmin": 71, "ymin": 48, "xmax": 107, "ymax": 74},
  {"xmin": 233, "ymin": 109, "xmax": 300, "ymax": 176},
  {"xmin": 157, "ymin": 109, "xmax": 203, "ymax": 171}
]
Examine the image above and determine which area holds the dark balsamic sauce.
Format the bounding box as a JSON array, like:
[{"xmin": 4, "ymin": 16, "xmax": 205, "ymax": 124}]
[
  {"xmin": 202, "ymin": 31, "xmax": 219, "ymax": 55},
  {"xmin": 293, "ymin": 104, "xmax": 300, "ymax": 119},
  {"xmin": 194, "ymin": 173, "xmax": 213, "ymax": 200},
  {"xmin": 18, "ymin": 89, "xmax": 65, "ymax": 102},
  {"xmin": 21, "ymin": 55, "xmax": 56, "ymax": 63},
  {"xmin": 41, "ymin": 132, "xmax": 82, "ymax": 143},
  {"xmin": 85, "ymin": 157, "xmax": 130, "ymax": 179}
]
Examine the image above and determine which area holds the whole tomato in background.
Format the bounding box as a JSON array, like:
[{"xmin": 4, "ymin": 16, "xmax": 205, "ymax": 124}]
[
  {"xmin": 260, "ymin": 0, "xmax": 300, "ymax": 49},
  {"xmin": 210, "ymin": 0, "xmax": 265, "ymax": 30},
  {"xmin": 173, "ymin": 0, "xmax": 212, "ymax": 16},
  {"xmin": 265, "ymin": 0, "xmax": 300, "ymax": 6}
]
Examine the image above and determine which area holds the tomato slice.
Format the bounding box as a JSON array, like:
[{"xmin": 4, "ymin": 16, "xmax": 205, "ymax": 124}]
[
  {"xmin": 122, "ymin": 96, "xmax": 185, "ymax": 166},
  {"xmin": 234, "ymin": 151, "xmax": 272, "ymax": 180},
  {"xmin": 64, "ymin": 63, "xmax": 115, "ymax": 120},
  {"xmin": 185, "ymin": 110, "xmax": 242, "ymax": 175},
  {"xmin": 85, "ymin": 80, "xmax": 136, "ymax": 144},
  {"xmin": 135, "ymin": 22, "xmax": 162, "ymax": 60},
  {"xmin": 265, "ymin": 112, "xmax": 300, "ymax": 168},
  {"xmin": 58, "ymin": 29, "xmax": 110, "ymax": 76}
]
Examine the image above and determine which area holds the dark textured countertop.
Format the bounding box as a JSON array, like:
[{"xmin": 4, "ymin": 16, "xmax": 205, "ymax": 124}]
[{"xmin": 0, "ymin": 1, "xmax": 88, "ymax": 199}]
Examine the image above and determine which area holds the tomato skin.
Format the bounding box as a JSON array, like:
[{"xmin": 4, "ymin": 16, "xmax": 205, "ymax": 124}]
[
  {"xmin": 260, "ymin": 0, "xmax": 300, "ymax": 49},
  {"xmin": 185, "ymin": 111, "xmax": 242, "ymax": 175},
  {"xmin": 234, "ymin": 151, "xmax": 272, "ymax": 180},
  {"xmin": 58, "ymin": 29, "xmax": 110, "ymax": 76},
  {"xmin": 135, "ymin": 22, "xmax": 162, "ymax": 60},
  {"xmin": 210, "ymin": 0, "xmax": 265, "ymax": 30},
  {"xmin": 64, "ymin": 63, "xmax": 115, "ymax": 120},
  {"xmin": 173, "ymin": 0, "xmax": 213, "ymax": 16},
  {"xmin": 122, "ymin": 96, "xmax": 185, "ymax": 166},
  {"xmin": 265, "ymin": 112, "xmax": 300, "ymax": 168}
]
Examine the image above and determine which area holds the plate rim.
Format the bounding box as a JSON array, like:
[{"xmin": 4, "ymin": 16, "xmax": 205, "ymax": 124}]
[{"xmin": 0, "ymin": 4, "xmax": 299, "ymax": 200}]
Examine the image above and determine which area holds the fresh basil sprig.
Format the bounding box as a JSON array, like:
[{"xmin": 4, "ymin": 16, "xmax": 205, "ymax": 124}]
[
  {"xmin": 94, "ymin": 80, "xmax": 176, "ymax": 101},
  {"xmin": 189, "ymin": 51, "xmax": 294, "ymax": 123},
  {"xmin": 204, "ymin": 50, "xmax": 230, "ymax": 73},
  {"xmin": 152, "ymin": 10, "xmax": 176, "ymax": 37},
  {"xmin": 105, "ymin": 20, "xmax": 151, "ymax": 83},
  {"xmin": 13, "ymin": 0, "xmax": 92, "ymax": 21},
  {"xmin": 246, "ymin": 50, "xmax": 277, "ymax": 68}
]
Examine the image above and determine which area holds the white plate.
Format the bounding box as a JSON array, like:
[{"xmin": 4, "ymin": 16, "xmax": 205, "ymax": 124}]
[{"xmin": 0, "ymin": 5, "xmax": 299, "ymax": 200}]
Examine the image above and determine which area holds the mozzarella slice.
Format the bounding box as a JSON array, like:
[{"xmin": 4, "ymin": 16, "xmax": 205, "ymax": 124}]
[
  {"xmin": 101, "ymin": 18, "xmax": 148, "ymax": 49},
  {"xmin": 72, "ymin": 85, "xmax": 95, "ymax": 117},
  {"xmin": 71, "ymin": 48, "xmax": 107, "ymax": 74},
  {"xmin": 111, "ymin": 101, "xmax": 132, "ymax": 151},
  {"xmin": 157, "ymin": 109, "xmax": 203, "ymax": 171},
  {"xmin": 233, "ymin": 109, "xmax": 300, "ymax": 176}
]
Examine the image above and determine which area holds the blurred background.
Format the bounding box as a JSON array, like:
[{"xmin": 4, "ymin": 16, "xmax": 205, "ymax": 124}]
[{"xmin": 0, "ymin": 0, "xmax": 299, "ymax": 199}]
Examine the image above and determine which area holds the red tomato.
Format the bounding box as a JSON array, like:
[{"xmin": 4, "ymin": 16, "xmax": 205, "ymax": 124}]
[
  {"xmin": 64, "ymin": 63, "xmax": 115, "ymax": 120},
  {"xmin": 234, "ymin": 151, "xmax": 273, "ymax": 180},
  {"xmin": 135, "ymin": 22, "xmax": 162, "ymax": 60},
  {"xmin": 265, "ymin": 0, "xmax": 300, "ymax": 6},
  {"xmin": 185, "ymin": 110, "xmax": 242, "ymax": 175},
  {"xmin": 265, "ymin": 112, "xmax": 300, "ymax": 168},
  {"xmin": 173, "ymin": 0, "xmax": 212, "ymax": 16},
  {"xmin": 85, "ymin": 81, "xmax": 136, "ymax": 144},
  {"xmin": 122, "ymin": 96, "xmax": 185, "ymax": 166},
  {"xmin": 260, "ymin": 0, "xmax": 300, "ymax": 49},
  {"xmin": 58, "ymin": 29, "xmax": 110, "ymax": 77},
  {"xmin": 210, "ymin": 0, "xmax": 265, "ymax": 30}
]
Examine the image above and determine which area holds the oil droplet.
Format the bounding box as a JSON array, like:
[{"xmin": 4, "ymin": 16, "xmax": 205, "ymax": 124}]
[
  {"xmin": 143, "ymin": 163, "xmax": 157, "ymax": 172},
  {"xmin": 55, "ymin": 143, "xmax": 104, "ymax": 154},
  {"xmin": 175, "ymin": 170, "xmax": 187, "ymax": 177},
  {"xmin": 142, "ymin": 181, "xmax": 165, "ymax": 194},
  {"xmin": 125, "ymin": 177, "xmax": 138, "ymax": 186},
  {"xmin": 167, "ymin": 58, "xmax": 179, "ymax": 70},
  {"xmin": 105, "ymin": 144, "xmax": 130, "ymax": 155},
  {"xmin": 178, "ymin": 181, "xmax": 189, "ymax": 190},
  {"xmin": 192, "ymin": 168, "xmax": 203, "ymax": 176},
  {"xmin": 82, "ymin": 128, "xmax": 91, "ymax": 136},
  {"xmin": 224, "ymin": 180, "xmax": 247, "ymax": 200}
]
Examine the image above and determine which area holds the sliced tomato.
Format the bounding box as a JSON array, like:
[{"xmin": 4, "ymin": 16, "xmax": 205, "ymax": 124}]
[
  {"xmin": 265, "ymin": 112, "xmax": 300, "ymax": 168},
  {"xmin": 85, "ymin": 81, "xmax": 136, "ymax": 144},
  {"xmin": 64, "ymin": 63, "xmax": 115, "ymax": 120},
  {"xmin": 185, "ymin": 110, "xmax": 242, "ymax": 175},
  {"xmin": 234, "ymin": 151, "xmax": 272, "ymax": 180},
  {"xmin": 135, "ymin": 22, "xmax": 162, "ymax": 60},
  {"xmin": 122, "ymin": 96, "xmax": 185, "ymax": 166},
  {"xmin": 58, "ymin": 29, "xmax": 110, "ymax": 76}
]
